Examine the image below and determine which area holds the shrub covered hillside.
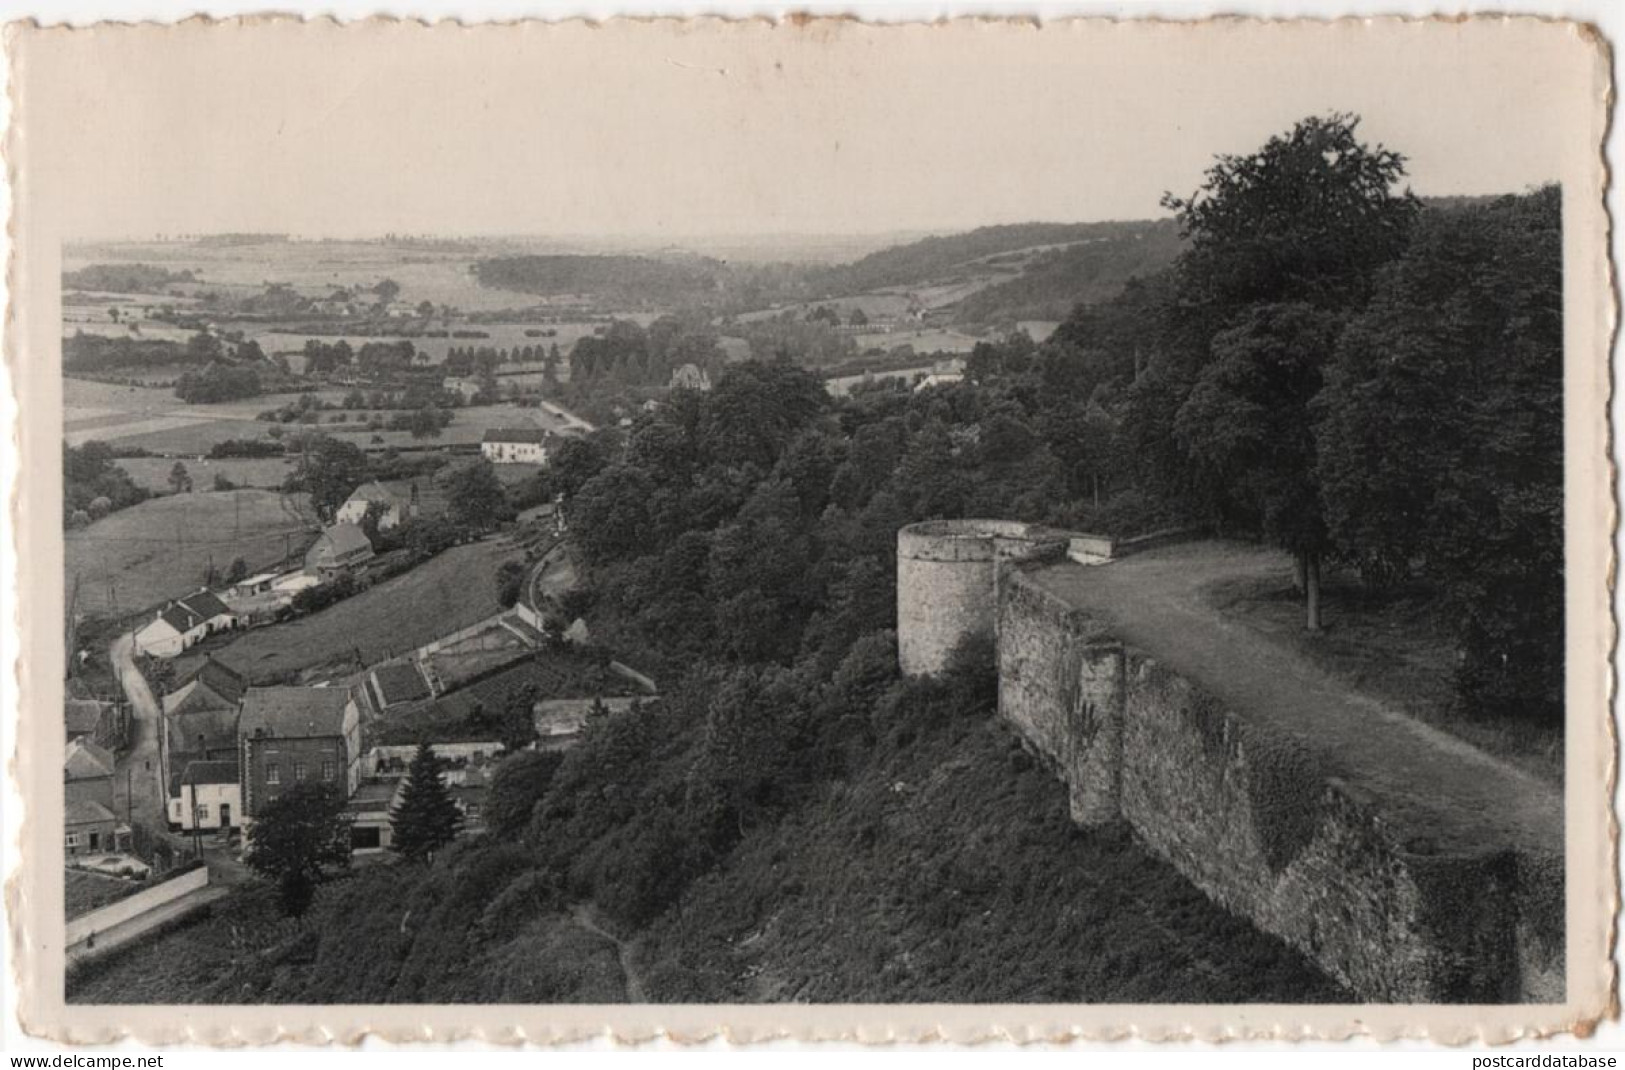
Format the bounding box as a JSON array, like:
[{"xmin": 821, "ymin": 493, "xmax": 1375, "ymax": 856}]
[
  {"xmin": 69, "ymin": 643, "xmax": 1346, "ymax": 1004},
  {"xmin": 69, "ymin": 117, "xmax": 1558, "ymax": 1005},
  {"xmin": 72, "ymin": 354, "xmax": 1345, "ymax": 1005}
]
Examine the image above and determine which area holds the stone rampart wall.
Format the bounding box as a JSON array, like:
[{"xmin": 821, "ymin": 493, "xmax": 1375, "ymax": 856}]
[{"xmin": 995, "ymin": 566, "xmax": 1563, "ymax": 1003}]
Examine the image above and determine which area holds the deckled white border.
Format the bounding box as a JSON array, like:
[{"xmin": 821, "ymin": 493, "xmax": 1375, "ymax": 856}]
[{"xmin": 1, "ymin": 10, "xmax": 1617, "ymax": 1049}]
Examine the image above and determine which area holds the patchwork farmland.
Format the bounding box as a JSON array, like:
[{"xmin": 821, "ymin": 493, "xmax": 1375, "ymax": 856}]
[{"xmin": 65, "ymin": 489, "xmax": 318, "ymax": 620}]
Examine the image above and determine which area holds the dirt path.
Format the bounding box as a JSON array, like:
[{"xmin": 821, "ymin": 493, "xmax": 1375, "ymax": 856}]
[
  {"xmin": 569, "ymin": 903, "xmax": 647, "ymax": 1003},
  {"xmin": 527, "ymin": 541, "xmax": 577, "ymax": 613},
  {"xmin": 1025, "ymin": 542, "xmax": 1561, "ymax": 857}
]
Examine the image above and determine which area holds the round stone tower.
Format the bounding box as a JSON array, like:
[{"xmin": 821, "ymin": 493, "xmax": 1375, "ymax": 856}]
[{"xmin": 896, "ymin": 519, "xmax": 1072, "ymax": 676}]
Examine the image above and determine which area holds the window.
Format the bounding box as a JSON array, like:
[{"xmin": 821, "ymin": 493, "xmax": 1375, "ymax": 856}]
[
  {"xmin": 266, "ymin": 763, "xmax": 280, "ymax": 785},
  {"xmin": 322, "ymin": 761, "xmax": 335, "ymax": 782},
  {"xmin": 295, "ymin": 762, "xmax": 307, "ymax": 782},
  {"xmin": 65, "ymin": 832, "xmax": 82, "ymax": 848},
  {"xmin": 196, "ymin": 803, "xmax": 209, "ymax": 822}
]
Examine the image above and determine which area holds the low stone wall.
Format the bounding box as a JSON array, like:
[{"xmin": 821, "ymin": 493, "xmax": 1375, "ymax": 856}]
[
  {"xmin": 65, "ymin": 864, "xmax": 209, "ymax": 951},
  {"xmin": 996, "ymin": 567, "xmax": 1562, "ymax": 1003}
]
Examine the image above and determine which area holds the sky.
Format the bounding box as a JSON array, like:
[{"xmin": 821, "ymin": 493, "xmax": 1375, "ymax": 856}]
[{"xmin": 19, "ymin": 17, "xmax": 1590, "ymax": 241}]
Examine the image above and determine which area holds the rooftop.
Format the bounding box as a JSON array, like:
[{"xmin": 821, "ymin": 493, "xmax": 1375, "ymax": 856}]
[
  {"xmin": 240, "ymin": 686, "xmax": 353, "ymax": 740},
  {"xmin": 64, "ymin": 699, "xmax": 111, "ymax": 738},
  {"xmin": 66, "ymin": 799, "xmax": 117, "ymax": 827},
  {"xmin": 311, "ymin": 523, "xmax": 373, "ymax": 560},
  {"xmin": 64, "ymin": 738, "xmax": 115, "ymax": 780},
  {"xmin": 482, "ymin": 427, "xmax": 550, "ymax": 445},
  {"xmin": 181, "ymin": 759, "xmax": 241, "ymax": 787}
]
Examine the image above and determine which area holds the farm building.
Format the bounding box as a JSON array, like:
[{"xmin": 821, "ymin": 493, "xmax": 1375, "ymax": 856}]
[
  {"xmin": 229, "ymin": 572, "xmax": 280, "ymax": 598},
  {"xmin": 65, "ymin": 738, "xmax": 122, "ymax": 856},
  {"xmin": 335, "ymin": 480, "xmax": 422, "ymax": 532},
  {"xmin": 132, "ymin": 590, "xmax": 239, "ymax": 658},
  {"xmin": 367, "ymin": 661, "xmax": 434, "ymax": 710},
  {"xmin": 238, "ymin": 686, "xmax": 363, "ymax": 827},
  {"xmin": 304, "ymin": 523, "xmax": 375, "ymax": 578},
  {"xmin": 167, "ymin": 759, "xmax": 242, "ymax": 833},
  {"xmin": 480, "ymin": 427, "xmax": 551, "ymax": 465}
]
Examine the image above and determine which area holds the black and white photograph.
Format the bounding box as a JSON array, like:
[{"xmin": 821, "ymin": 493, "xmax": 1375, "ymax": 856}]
[{"xmin": 5, "ymin": 13, "xmax": 1614, "ymax": 1046}]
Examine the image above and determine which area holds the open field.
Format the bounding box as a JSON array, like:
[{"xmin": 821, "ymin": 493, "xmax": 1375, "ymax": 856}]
[
  {"xmin": 65, "ymin": 375, "xmax": 570, "ymax": 455},
  {"xmin": 247, "ymin": 321, "xmax": 603, "ymax": 365},
  {"xmin": 66, "ymin": 489, "xmax": 318, "ymax": 620},
  {"xmin": 192, "ymin": 536, "xmax": 528, "ymax": 685},
  {"xmin": 66, "ymin": 239, "xmax": 519, "ymax": 312},
  {"xmin": 64, "ymin": 378, "xmax": 348, "ymax": 453},
  {"xmin": 118, "ymin": 456, "xmax": 296, "ymax": 492}
]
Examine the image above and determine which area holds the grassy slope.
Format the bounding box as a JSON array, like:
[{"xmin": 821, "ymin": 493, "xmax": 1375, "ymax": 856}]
[
  {"xmin": 634, "ymin": 711, "xmax": 1347, "ymax": 1004},
  {"xmin": 65, "ymin": 489, "xmax": 318, "ymax": 618},
  {"xmin": 68, "ymin": 705, "xmax": 1346, "ymax": 1005},
  {"xmin": 191, "ymin": 536, "xmax": 527, "ymax": 684}
]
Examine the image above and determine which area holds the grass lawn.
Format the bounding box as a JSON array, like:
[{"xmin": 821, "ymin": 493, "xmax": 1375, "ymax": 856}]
[
  {"xmin": 376, "ymin": 649, "xmax": 634, "ymax": 745},
  {"xmin": 65, "ymin": 868, "xmax": 146, "ymax": 921},
  {"xmin": 118, "ymin": 456, "xmax": 296, "ymax": 492},
  {"xmin": 198, "ymin": 536, "xmax": 528, "ymax": 685},
  {"xmin": 66, "ymin": 489, "xmax": 318, "ymax": 620},
  {"xmin": 1206, "ymin": 571, "xmax": 1563, "ymax": 785}
]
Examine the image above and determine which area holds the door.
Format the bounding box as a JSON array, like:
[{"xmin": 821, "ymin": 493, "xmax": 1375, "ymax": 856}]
[
  {"xmin": 88, "ymin": 831, "xmax": 100, "ymax": 851},
  {"xmin": 218, "ymin": 803, "xmax": 231, "ymax": 828}
]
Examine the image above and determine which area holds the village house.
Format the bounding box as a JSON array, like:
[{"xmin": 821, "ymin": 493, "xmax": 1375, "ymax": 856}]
[
  {"xmin": 480, "ymin": 427, "xmax": 551, "ymax": 465},
  {"xmin": 303, "ymin": 523, "xmax": 375, "ymax": 578},
  {"xmin": 161, "ymin": 659, "xmax": 247, "ymax": 826},
  {"xmin": 168, "ymin": 759, "xmax": 242, "ymax": 833},
  {"xmin": 65, "ymin": 738, "xmax": 120, "ymax": 857},
  {"xmin": 132, "ymin": 589, "xmax": 239, "ymax": 658},
  {"xmin": 64, "ymin": 697, "xmax": 126, "ymax": 751},
  {"xmin": 335, "ymin": 480, "xmax": 421, "ymax": 531},
  {"xmin": 349, "ymin": 742, "xmax": 499, "ymax": 851},
  {"xmin": 238, "ymin": 686, "xmax": 363, "ymax": 829}
]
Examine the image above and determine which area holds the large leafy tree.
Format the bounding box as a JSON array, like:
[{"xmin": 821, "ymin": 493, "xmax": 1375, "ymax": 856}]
[
  {"xmin": 1318, "ymin": 187, "xmax": 1563, "ymax": 723},
  {"xmin": 390, "ymin": 742, "xmax": 464, "ymax": 862},
  {"xmin": 1155, "ymin": 113, "xmax": 1421, "ymax": 628},
  {"xmin": 448, "ymin": 457, "xmax": 509, "ymax": 531},
  {"xmin": 294, "ymin": 435, "xmax": 368, "ymax": 522},
  {"xmin": 244, "ymin": 783, "xmax": 353, "ymax": 917}
]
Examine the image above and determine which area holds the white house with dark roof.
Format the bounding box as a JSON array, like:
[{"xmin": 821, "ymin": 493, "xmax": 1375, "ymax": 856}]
[
  {"xmin": 480, "ymin": 427, "xmax": 551, "ymax": 465},
  {"xmin": 168, "ymin": 758, "xmax": 242, "ymax": 832},
  {"xmin": 335, "ymin": 480, "xmax": 421, "ymax": 531},
  {"xmin": 132, "ymin": 589, "xmax": 240, "ymax": 658}
]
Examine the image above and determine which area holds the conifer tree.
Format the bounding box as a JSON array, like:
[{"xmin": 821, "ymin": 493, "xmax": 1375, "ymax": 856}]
[{"xmin": 390, "ymin": 742, "xmax": 463, "ymax": 862}]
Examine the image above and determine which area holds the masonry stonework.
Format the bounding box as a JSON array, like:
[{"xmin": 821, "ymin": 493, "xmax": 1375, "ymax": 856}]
[
  {"xmin": 895, "ymin": 519, "xmax": 1071, "ymax": 677},
  {"xmin": 899, "ymin": 525, "xmax": 1563, "ymax": 1003}
]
